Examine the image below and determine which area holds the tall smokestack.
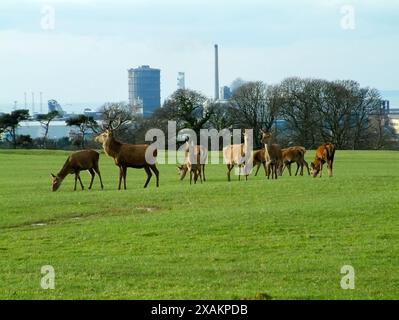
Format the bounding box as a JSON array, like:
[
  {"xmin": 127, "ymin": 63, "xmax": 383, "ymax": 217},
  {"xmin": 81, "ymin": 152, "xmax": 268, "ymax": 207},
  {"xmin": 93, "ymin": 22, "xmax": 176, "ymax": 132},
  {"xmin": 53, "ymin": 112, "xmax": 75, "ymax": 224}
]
[
  {"xmin": 214, "ymin": 44, "xmax": 219, "ymax": 101},
  {"xmin": 31, "ymin": 92, "xmax": 35, "ymax": 114},
  {"xmin": 40, "ymin": 92, "xmax": 43, "ymax": 113}
]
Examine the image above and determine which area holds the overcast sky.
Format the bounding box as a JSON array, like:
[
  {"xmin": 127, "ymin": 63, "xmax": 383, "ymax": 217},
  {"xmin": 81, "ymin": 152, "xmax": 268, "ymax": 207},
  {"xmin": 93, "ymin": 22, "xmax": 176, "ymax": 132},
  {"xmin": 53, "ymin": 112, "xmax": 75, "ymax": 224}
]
[{"xmin": 1, "ymin": 0, "xmax": 398, "ymax": 111}]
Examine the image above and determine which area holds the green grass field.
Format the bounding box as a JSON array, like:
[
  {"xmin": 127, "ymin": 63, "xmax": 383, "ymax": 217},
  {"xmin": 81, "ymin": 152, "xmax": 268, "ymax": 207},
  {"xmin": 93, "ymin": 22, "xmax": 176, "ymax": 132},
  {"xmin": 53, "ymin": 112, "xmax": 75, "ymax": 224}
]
[{"xmin": 0, "ymin": 149, "xmax": 398, "ymax": 299}]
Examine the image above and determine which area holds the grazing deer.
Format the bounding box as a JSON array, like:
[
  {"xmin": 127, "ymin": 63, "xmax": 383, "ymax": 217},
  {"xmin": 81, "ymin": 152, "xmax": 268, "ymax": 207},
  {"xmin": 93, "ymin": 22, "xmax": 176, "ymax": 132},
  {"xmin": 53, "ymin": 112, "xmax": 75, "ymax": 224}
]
[
  {"xmin": 310, "ymin": 143, "xmax": 336, "ymax": 178},
  {"xmin": 223, "ymin": 130, "xmax": 251, "ymax": 181},
  {"xmin": 51, "ymin": 150, "xmax": 103, "ymax": 191},
  {"xmin": 280, "ymin": 146, "xmax": 310, "ymax": 176},
  {"xmin": 95, "ymin": 129, "xmax": 159, "ymax": 189},
  {"xmin": 178, "ymin": 142, "xmax": 208, "ymax": 183},
  {"xmin": 253, "ymin": 149, "xmax": 268, "ymax": 176},
  {"xmin": 178, "ymin": 151, "xmax": 203, "ymax": 185},
  {"xmin": 260, "ymin": 131, "xmax": 283, "ymax": 180}
]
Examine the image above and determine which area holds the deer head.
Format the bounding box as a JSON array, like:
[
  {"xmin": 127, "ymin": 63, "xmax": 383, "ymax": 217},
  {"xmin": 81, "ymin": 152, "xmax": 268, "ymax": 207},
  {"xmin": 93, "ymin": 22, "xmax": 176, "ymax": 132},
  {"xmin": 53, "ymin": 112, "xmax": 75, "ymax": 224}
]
[
  {"xmin": 177, "ymin": 164, "xmax": 188, "ymax": 180},
  {"xmin": 309, "ymin": 162, "xmax": 321, "ymax": 177},
  {"xmin": 260, "ymin": 131, "xmax": 272, "ymax": 144},
  {"xmin": 51, "ymin": 173, "xmax": 63, "ymax": 191},
  {"xmin": 95, "ymin": 129, "xmax": 111, "ymax": 144}
]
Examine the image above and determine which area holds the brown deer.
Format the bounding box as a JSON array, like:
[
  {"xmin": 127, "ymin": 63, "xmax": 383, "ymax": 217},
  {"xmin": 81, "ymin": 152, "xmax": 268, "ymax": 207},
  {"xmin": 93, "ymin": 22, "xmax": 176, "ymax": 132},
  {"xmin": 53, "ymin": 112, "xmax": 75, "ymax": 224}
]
[
  {"xmin": 51, "ymin": 150, "xmax": 103, "ymax": 191},
  {"xmin": 95, "ymin": 129, "xmax": 159, "ymax": 189},
  {"xmin": 260, "ymin": 131, "xmax": 282, "ymax": 180},
  {"xmin": 280, "ymin": 146, "xmax": 310, "ymax": 176},
  {"xmin": 178, "ymin": 142, "xmax": 207, "ymax": 183},
  {"xmin": 223, "ymin": 130, "xmax": 250, "ymax": 181},
  {"xmin": 310, "ymin": 143, "xmax": 336, "ymax": 178},
  {"xmin": 253, "ymin": 149, "xmax": 268, "ymax": 176}
]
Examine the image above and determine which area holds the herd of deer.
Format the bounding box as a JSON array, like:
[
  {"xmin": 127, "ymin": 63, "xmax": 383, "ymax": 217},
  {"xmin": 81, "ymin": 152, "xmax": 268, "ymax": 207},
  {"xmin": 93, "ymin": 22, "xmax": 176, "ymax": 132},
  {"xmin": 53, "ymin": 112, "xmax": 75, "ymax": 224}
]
[{"xmin": 51, "ymin": 129, "xmax": 336, "ymax": 191}]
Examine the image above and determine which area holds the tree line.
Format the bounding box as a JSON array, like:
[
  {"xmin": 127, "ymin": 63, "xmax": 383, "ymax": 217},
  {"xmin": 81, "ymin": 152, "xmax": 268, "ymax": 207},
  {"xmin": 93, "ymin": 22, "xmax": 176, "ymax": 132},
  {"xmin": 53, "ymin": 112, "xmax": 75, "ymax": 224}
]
[
  {"xmin": 0, "ymin": 109, "xmax": 98, "ymax": 149},
  {"xmin": 0, "ymin": 77, "xmax": 396, "ymax": 150},
  {"xmin": 137, "ymin": 77, "xmax": 395, "ymax": 150}
]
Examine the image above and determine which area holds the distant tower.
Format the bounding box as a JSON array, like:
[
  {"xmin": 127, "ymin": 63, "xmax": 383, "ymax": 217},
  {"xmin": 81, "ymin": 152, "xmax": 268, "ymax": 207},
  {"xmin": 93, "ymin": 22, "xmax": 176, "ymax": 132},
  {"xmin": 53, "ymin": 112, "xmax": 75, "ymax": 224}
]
[
  {"xmin": 24, "ymin": 92, "xmax": 27, "ymax": 108},
  {"xmin": 31, "ymin": 92, "xmax": 35, "ymax": 114},
  {"xmin": 214, "ymin": 44, "xmax": 220, "ymax": 101},
  {"xmin": 40, "ymin": 92, "xmax": 43, "ymax": 113},
  {"xmin": 177, "ymin": 72, "xmax": 185, "ymax": 90},
  {"xmin": 128, "ymin": 65, "xmax": 161, "ymax": 117}
]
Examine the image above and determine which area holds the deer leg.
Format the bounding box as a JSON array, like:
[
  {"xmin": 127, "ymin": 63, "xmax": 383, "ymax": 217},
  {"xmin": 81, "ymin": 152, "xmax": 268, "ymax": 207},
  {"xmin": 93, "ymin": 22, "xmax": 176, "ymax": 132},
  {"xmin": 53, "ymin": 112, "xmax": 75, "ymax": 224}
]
[
  {"xmin": 88, "ymin": 169, "xmax": 95, "ymax": 190},
  {"xmin": 255, "ymin": 163, "xmax": 261, "ymax": 176},
  {"xmin": 285, "ymin": 162, "xmax": 291, "ymax": 177},
  {"xmin": 202, "ymin": 164, "xmax": 206, "ymax": 182},
  {"xmin": 320, "ymin": 163, "xmax": 323, "ymax": 178},
  {"xmin": 199, "ymin": 169, "xmax": 203, "ymax": 184},
  {"xmin": 262, "ymin": 162, "xmax": 267, "ymax": 176},
  {"xmin": 122, "ymin": 167, "xmax": 128, "ymax": 190},
  {"xmin": 294, "ymin": 162, "xmax": 300, "ymax": 176},
  {"xmin": 304, "ymin": 160, "xmax": 310, "ymax": 176},
  {"xmin": 77, "ymin": 173, "xmax": 84, "ymax": 190},
  {"xmin": 143, "ymin": 166, "xmax": 152, "ymax": 188},
  {"xmin": 327, "ymin": 160, "xmax": 333, "ymax": 177},
  {"xmin": 190, "ymin": 170, "xmax": 193, "ymax": 185},
  {"xmin": 118, "ymin": 166, "xmax": 123, "ymax": 190},
  {"xmin": 280, "ymin": 163, "xmax": 285, "ymax": 176},
  {"xmin": 227, "ymin": 164, "xmax": 233, "ymax": 182},
  {"xmin": 94, "ymin": 164, "xmax": 104, "ymax": 189},
  {"xmin": 74, "ymin": 173, "xmax": 78, "ymax": 191},
  {"xmin": 149, "ymin": 164, "xmax": 159, "ymax": 187}
]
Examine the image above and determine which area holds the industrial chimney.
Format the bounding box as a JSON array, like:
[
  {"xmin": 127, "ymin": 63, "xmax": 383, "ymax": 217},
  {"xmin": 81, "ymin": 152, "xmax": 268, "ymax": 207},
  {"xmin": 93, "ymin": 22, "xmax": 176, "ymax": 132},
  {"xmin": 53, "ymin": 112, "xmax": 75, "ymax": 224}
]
[
  {"xmin": 214, "ymin": 44, "xmax": 219, "ymax": 101},
  {"xmin": 40, "ymin": 92, "xmax": 43, "ymax": 113},
  {"xmin": 31, "ymin": 92, "xmax": 35, "ymax": 114}
]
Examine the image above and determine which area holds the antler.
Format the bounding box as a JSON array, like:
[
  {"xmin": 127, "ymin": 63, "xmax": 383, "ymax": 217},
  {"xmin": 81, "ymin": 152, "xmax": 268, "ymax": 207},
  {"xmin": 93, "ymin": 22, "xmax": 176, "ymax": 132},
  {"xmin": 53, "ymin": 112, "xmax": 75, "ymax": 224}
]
[{"xmin": 100, "ymin": 103, "xmax": 132, "ymax": 133}]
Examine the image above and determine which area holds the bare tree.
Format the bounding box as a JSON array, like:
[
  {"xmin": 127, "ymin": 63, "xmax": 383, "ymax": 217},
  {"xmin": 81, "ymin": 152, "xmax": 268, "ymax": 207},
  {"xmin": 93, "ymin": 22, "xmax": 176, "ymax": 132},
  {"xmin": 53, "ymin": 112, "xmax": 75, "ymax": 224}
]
[
  {"xmin": 162, "ymin": 89, "xmax": 211, "ymax": 133},
  {"xmin": 279, "ymin": 78, "xmax": 324, "ymax": 148},
  {"xmin": 207, "ymin": 102, "xmax": 234, "ymax": 131},
  {"xmin": 229, "ymin": 81, "xmax": 282, "ymax": 147},
  {"xmin": 349, "ymin": 87, "xmax": 382, "ymax": 149},
  {"xmin": 98, "ymin": 102, "xmax": 135, "ymax": 133}
]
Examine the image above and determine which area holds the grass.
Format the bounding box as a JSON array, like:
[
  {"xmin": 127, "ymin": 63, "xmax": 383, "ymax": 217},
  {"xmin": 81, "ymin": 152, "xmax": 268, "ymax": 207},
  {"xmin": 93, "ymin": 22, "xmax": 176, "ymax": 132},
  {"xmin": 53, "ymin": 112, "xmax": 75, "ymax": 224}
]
[{"xmin": 0, "ymin": 149, "xmax": 398, "ymax": 299}]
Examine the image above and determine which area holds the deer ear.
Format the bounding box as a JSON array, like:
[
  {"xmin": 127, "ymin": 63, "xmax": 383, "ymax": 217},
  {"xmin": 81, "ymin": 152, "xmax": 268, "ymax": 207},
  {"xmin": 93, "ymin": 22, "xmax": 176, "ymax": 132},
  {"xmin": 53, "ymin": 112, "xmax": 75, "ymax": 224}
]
[{"xmin": 51, "ymin": 173, "xmax": 56, "ymax": 178}]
